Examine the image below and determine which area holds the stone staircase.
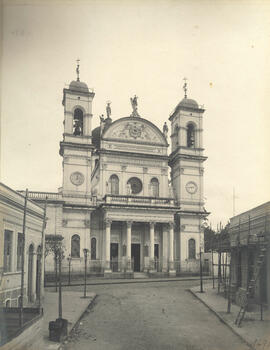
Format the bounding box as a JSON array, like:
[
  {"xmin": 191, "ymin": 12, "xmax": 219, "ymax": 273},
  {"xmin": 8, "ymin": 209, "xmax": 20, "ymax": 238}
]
[{"xmin": 133, "ymin": 272, "xmax": 148, "ymax": 279}]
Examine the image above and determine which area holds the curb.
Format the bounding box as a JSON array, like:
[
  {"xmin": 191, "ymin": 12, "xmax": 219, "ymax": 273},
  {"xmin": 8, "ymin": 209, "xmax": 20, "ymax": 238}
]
[
  {"xmin": 56, "ymin": 294, "xmax": 97, "ymax": 350},
  {"xmin": 188, "ymin": 289, "xmax": 255, "ymax": 350},
  {"xmin": 45, "ymin": 277, "xmax": 214, "ymax": 288}
]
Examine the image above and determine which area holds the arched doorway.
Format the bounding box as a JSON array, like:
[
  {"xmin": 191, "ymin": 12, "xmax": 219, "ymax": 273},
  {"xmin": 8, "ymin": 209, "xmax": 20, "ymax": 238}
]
[
  {"xmin": 28, "ymin": 244, "xmax": 34, "ymax": 302},
  {"xmin": 36, "ymin": 245, "xmax": 42, "ymax": 302}
]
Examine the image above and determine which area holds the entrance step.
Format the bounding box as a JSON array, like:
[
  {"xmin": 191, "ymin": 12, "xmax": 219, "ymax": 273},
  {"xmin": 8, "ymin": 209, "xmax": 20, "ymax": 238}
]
[{"xmin": 133, "ymin": 272, "xmax": 148, "ymax": 279}]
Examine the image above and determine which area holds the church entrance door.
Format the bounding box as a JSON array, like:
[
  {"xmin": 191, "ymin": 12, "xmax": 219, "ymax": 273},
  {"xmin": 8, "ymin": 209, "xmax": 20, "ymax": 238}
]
[
  {"xmin": 154, "ymin": 244, "xmax": 159, "ymax": 271},
  {"xmin": 132, "ymin": 244, "xmax": 140, "ymax": 272},
  {"xmin": 110, "ymin": 243, "xmax": 118, "ymax": 272}
]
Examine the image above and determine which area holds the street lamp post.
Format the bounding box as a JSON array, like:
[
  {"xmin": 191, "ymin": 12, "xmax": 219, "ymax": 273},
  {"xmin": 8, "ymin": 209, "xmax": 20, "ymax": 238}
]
[
  {"xmin": 58, "ymin": 249, "xmax": 62, "ymax": 319},
  {"xmin": 83, "ymin": 248, "xmax": 89, "ymax": 298},
  {"xmin": 199, "ymin": 244, "xmax": 204, "ymax": 293},
  {"xmin": 199, "ymin": 219, "xmax": 208, "ymax": 293},
  {"xmin": 67, "ymin": 255, "xmax": 72, "ymax": 286}
]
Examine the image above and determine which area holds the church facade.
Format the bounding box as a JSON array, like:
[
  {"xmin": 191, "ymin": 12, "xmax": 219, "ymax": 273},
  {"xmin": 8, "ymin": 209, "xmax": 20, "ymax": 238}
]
[{"xmin": 24, "ymin": 68, "xmax": 208, "ymax": 277}]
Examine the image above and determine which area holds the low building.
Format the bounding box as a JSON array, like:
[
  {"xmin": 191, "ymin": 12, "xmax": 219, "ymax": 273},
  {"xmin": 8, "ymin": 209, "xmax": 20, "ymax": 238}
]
[
  {"xmin": 0, "ymin": 183, "xmax": 45, "ymax": 307},
  {"xmin": 229, "ymin": 201, "xmax": 270, "ymax": 307}
]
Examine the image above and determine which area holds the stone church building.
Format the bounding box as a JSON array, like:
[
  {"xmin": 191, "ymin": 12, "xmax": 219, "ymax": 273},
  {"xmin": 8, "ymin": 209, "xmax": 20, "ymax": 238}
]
[{"xmin": 25, "ymin": 68, "xmax": 208, "ymax": 277}]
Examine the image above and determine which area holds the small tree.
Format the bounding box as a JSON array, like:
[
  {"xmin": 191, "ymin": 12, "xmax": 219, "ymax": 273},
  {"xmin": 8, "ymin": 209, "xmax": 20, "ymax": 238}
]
[
  {"xmin": 204, "ymin": 227, "xmax": 217, "ymax": 252},
  {"xmin": 45, "ymin": 235, "xmax": 65, "ymax": 292}
]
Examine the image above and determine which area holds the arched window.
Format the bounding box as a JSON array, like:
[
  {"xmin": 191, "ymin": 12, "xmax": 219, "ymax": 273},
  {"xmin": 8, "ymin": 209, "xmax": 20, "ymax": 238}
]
[
  {"xmin": 71, "ymin": 234, "xmax": 80, "ymax": 258},
  {"xmin": 5, "ymin": 299, "xmax": 11, "ymax": 308},
  {"xmin": 150, "ymin": 178, "xmax": 159, "ymax": 197},
  {"xmin": 109, "ymin": 175, "xmax": 119, "ymax": 195},
  {"xmin": 187, "ymin": 123, "xmax": 195, "ymax": 148},
  {"xmin": 91, "ymin": 238, "xmax": 97, "ymax": 260},
  {"xmin": 188, "ymin": 239, "xmax": 196, "ymax": 259},
  {"xmin": 73, "ymin": 108, "xmax": 83, "ymax": 136}
]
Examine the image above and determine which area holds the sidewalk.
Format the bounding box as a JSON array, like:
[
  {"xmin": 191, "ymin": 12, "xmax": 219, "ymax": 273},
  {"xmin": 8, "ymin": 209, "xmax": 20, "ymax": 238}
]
[
  {"xmin": 35, "ymin": 291, "xmax": 96, "ymax": 350},
  {"xmin": 189, "ymin": 283, "xmax": 270, "ymax": 350}
]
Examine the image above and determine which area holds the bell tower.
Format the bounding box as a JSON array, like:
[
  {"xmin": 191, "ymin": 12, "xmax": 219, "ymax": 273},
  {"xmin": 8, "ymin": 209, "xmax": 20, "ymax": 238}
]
[
  {"xmin": 59, "ymin": 61, "xmax": 95, "ymax": 202},
  {"xmin": 169, "ymin": 79, "xmax": 208, "ymax": 265}
]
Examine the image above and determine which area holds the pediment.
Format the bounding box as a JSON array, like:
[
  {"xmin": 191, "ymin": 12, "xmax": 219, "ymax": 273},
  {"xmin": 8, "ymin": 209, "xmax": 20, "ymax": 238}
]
[{"xmin": 103, "ymin": 117, "xmax": 167, "ymax": 146}]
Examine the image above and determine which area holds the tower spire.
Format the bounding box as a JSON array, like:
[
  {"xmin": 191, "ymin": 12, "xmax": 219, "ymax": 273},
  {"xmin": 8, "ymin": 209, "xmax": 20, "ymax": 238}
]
[
  {"xmin": 183, "ymin": 77, "xmax": 187, "ymax": 99},
  {"xmin": 76, "ymin": 59, "xmax": 80, "ymax": 82}
]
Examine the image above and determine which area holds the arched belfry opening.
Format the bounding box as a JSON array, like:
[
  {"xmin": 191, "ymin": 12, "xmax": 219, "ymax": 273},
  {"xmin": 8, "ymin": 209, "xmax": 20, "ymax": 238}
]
[
  {"xmin": 73, "ymin": 108, "xmax": 83, "ymax": 136},
  {"xmin": 187, "ymin": 123, "xmax": 195, "ymax": 148}
]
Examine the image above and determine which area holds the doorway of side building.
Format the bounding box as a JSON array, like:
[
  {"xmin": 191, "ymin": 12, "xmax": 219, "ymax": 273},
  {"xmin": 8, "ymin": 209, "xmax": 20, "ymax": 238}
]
[
  {"xmin": 260, "ymin": 255, "xmax": 267, "ymax": 303},
  {"xmin": 28, "ymin": 244, "xmax": 34, "ymax": 302},
  {"xmin": 132, "ymin": 244, "xmax": 140, "ymax": 272},
  {"xmin": 110, "ymin": 243, "xmax": 119, "ymax": 272}
]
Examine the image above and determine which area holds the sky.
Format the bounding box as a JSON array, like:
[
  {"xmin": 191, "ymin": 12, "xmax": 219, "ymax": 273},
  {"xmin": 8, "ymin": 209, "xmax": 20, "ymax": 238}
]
[{"xmin": 1, "ymin": 0, "xmax": 270, "ymax": 228}]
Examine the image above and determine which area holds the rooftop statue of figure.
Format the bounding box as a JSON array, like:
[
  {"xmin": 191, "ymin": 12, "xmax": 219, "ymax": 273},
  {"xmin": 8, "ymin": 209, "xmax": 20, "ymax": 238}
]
[
  {"xmin": 106, "ymin": 101, "xmax": 112, "ymax": 118},
  {"xmin": 163, "ymin": 122, "xmax": 168, "ymax": 139},
  {"xmin": 130, "ymin": 95, "xmax": 140, "ymax": 117}
]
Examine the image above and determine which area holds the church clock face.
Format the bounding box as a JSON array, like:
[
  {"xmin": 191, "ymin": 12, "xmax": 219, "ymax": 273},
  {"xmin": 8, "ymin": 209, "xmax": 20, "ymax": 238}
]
[
  {"xmin": 185, "ymin": 181, "xmax": 198, "ymax": 194},
  {"xmin": 70, "ymin": 172, "xmax": 84, "ymax": 186}
]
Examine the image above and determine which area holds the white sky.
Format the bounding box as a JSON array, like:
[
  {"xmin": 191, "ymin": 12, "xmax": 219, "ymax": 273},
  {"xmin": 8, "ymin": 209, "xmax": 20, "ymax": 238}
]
[{"xmin": 1, "ymin": 0, "xmax": 270, "ymax": 228}]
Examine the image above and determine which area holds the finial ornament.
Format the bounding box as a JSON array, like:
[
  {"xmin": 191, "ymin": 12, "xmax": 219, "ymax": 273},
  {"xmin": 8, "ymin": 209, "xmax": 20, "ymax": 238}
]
[
  {"xmin": 106, "ymin": 101, "xmax": 112, "ymax": 118},
  {"xmin": 76, "ymin": 59, "xmax": 80, "ymax": 82},
  {"xmin": 130, "ymin": 95, "xmax": 140, "ymax": 117},
  {"xmin": 183, "ymin": 77, "xmax": 187, "ymax": 98}
]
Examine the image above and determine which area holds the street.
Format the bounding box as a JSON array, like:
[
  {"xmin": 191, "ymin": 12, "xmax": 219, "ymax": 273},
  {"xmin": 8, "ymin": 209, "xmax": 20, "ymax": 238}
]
[{"xmin": 61, "ymin": 280, "xmax": 249, "ymax": 350}]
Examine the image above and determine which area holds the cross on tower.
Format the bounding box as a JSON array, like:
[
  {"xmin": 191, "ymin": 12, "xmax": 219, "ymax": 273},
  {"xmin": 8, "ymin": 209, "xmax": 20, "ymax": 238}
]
[
  {"xmin": 183, "ymin": 77, "xmax": 188, "ymax": 98},
  {"xmin": 76, "ymin": 59, "xmax": 80, "ymax": 82}
]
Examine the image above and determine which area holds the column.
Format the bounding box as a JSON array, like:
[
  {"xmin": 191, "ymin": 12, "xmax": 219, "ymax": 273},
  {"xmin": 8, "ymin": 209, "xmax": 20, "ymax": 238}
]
[
  {"xmin": 162, "ymin": 224, "xmax": 168, "ymax": 272},
  {"xmin": 149, "ymin": 222, "xmax": 155, "ymax": 271},
  {"xmin": 126, "ymin": 221, "xmax": 132, "ymax": 270},
  {"xmin": 169, "ymin": 222, "xmax": 176, "ymax": 276},
  {"xmin": 105, "ymin": 219, "xmax": 112, "ymax": 272}
]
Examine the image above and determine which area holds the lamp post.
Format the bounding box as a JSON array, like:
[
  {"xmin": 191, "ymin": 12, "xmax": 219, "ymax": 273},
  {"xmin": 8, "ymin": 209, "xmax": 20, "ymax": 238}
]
[
  {"xmin": 199, "ymin": 243, "xmax": 204, "ymax": 293},
  {"xmin": 67, "ymin": 255, "xmax": 72, "ymax": 286},
  {"xmin": 82, "ymin": 248, "xmax": 89, "ymax": 298}
]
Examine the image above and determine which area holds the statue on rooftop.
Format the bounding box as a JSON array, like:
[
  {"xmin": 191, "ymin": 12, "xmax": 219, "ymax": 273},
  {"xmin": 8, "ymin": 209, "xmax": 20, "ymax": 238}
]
[
  {"xmin": 163, "ymin": 122, "xmax": 168, "ymax": 139},
  {"xmin": 130, "ymin": 95, "xmax": 140, "ymax": 117},
  {"xmin": 106, "ymin": 101, "xmax": 112, "ymax": 118}
]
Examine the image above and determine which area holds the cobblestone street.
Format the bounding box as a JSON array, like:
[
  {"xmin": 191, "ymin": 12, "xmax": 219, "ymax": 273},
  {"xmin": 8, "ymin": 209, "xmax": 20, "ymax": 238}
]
[{"xmin": 61, "ymin": 280, "xmax": 249, "ymax": 350}]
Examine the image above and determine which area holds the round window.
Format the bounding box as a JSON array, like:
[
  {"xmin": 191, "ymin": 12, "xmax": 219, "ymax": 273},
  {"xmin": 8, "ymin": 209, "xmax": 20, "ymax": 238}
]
[{"xmin": 127, "ymin": 177, "xmax": 142, "ymax": 194}]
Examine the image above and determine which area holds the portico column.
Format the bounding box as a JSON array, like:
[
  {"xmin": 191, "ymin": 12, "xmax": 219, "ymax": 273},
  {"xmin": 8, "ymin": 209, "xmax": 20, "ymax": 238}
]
[
  {"xmin": 126, "ymin": 221, "xmax": 132, "ymax": 270},
  {"xmin": 169, "ymin": 222, "xmax": 176, "ymax": 276},
  {"xmin": 162, "ymin": 224, "xmax": 168, "ymax": 272},
  {"xmin": 149, "ymin": 222, "xmax": 155, "ymax": 271},
  {"xmin": 105, "ymin": 219, "xmax": 112, "ymax": 272}
]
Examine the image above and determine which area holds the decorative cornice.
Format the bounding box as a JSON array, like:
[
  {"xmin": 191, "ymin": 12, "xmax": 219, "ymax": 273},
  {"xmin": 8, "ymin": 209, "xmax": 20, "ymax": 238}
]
[
  {"xmin": 169, "ymin": 152, "xmax": 207, "ymax": 166},
  {"xmin": 0, "ymin": 193, "xmax": 44, "ymax": 220},
  {"xmin": 59, "ymin": 141, "xmax": 94, "ymax": 156},
  {"xmin": 169, "ymin": 105, "xmax": 205, "ymax": 121},
  {"xmin": 99, "ymin": 149, "xmax": 169, "ymax": 161}
]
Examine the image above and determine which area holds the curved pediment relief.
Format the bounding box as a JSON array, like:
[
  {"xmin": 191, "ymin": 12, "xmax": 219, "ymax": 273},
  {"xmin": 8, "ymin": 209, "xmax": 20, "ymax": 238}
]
[{"xmin": 102, "ymin": 117, "xmax": 167, "ymax": 146}]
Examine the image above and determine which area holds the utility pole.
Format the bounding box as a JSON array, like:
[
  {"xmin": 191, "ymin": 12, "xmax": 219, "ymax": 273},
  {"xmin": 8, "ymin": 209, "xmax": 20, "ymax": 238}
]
[
  {"xmin": 38, "ymin": 197, "xmax": 47, "ymax": 312},
  {"xmin": 19, "ymin": 189, "xmax": 28, "ymax": 328},
  {"xmin": 82, "ymin": 249, "xmax": 89, "ymax": 298}
]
